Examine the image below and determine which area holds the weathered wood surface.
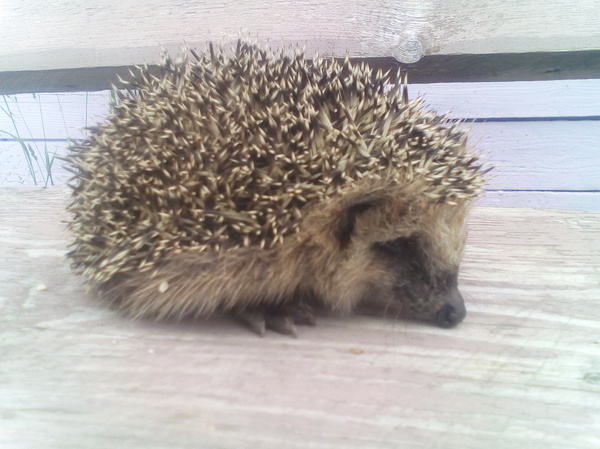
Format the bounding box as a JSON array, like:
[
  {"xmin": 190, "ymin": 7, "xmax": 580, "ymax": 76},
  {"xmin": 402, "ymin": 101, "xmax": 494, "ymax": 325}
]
[
  {"xmin": 481, "ymin": 191, "xmax": 600, "ymax": 211},
  {"xmin": 3, "ymin": 0, "xmax": 600, "ymax": 69},
  {"xmin": 4, "ymin": 52, "xmax": 600, "ymax": 95},
  {"xmin": 1, "ymin": 0, "xmax": 600, "ymax": 93},
  {"xmin": 1, "ymin": 187, "xmax": 599, "ymax": 449}
]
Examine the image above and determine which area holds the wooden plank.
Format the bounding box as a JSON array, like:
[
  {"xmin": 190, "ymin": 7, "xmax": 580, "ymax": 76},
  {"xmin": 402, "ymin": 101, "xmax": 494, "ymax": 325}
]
[
  {"xmin": 403, "ymin": 50, "xmax": 600, "ymax": 84},
  {"xmin": 4, "ymin": 51, "xmax": 600, "ymax": 95},
  {"xmin": 0, "ymin": 66, "xmax": 144, "ymax": 96},
  {"xmin": 415, "ymin": 79, "xmax": 600, "ymax": 119},
  {"xmin": 1, "ymin": 187, "xmax": 599, "ymax": 448},
  {"xmin": 470, "ymin": 121, "xmax": 600, "ymax": 191},
  {"xmin": 1, "ymin": 0, "xmax": 599, "ymax": 72},
  {"xmin": 481, "ymin": 191, "xmax": 600, "ymax": 211},
  {"xmin": 0, "ymin": 92, "xmax": 108, "ymax": 140},
  {"xmin": 0, "ymin": 142, "xmax": 70, "ymax": 187}
]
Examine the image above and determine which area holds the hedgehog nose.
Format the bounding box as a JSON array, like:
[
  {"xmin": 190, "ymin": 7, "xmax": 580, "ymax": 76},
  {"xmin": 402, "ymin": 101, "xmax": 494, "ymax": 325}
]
[{"xmin": 435, "ymin": 292, "xmax": 466, "ymax": 328}]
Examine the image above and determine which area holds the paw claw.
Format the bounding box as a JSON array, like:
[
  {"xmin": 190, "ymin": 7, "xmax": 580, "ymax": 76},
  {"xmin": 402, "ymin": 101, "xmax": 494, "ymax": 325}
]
[
  {"xmin": 289, "ymin": 303, "xmax": 316, "ymax": 326},
  {"xmin": 235, "ymin": 311, "xmax": 266, "ymax": 337},
  {"xmin": 266, "ymin": 314, "xmax": 297, "ymax": 337},
  {"xmin": 234, "ymin": 303, "xmax": 317, "ymax": 337}
]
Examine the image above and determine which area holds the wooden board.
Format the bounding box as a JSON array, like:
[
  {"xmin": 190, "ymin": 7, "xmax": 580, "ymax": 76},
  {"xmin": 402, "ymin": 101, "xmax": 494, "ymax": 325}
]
[
  {"xmin": 1, "ymin": 0, "xmax": 600, "ymax": 71},
  {"xmin": 413, "ymin": 79, "xmax": 600, "ymax": 119},
  {"xmin": 1, "ymin": 187, "xmax": 599, "ymax": 449},
  {"xmin": 481, "ymin": 191, "xmax": 600, "ymax": 211},
  {"xmin": 4, "ymin": 52, "xmax": 600, "ymax": 95},
  {"xmin": 0, "ymin": 92, "xmax": 109, "ymax": 140},
  {"xmin": 469, "ymin": 121, "xmax": 600, "ymax": 191},
  {"xmin": 402, "ymin": 50, "xmax": 600, "ymax": 84},
  {"xmin": 0, "ymin": 141, "xmax": 68, "ymax": 187}
]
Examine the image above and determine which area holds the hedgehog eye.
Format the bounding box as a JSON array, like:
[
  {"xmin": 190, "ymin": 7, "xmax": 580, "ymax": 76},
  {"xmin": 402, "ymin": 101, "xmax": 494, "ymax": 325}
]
[
  {"xmin": 373, "ymin": 235, "xmax": 433, "ymax": 284},
  {"xmin": 373, "ymin": 235, "xmax": 421, "ymax": 257},
  {"xmin": 336, "ymin": 195, "xmax": 384, "ymax": 249}
]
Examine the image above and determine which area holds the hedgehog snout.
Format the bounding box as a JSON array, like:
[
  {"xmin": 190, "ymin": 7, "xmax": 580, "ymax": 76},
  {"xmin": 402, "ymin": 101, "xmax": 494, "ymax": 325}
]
[{"xmin": 435, "ymin": 289, "xmax": 466, "ymax": 328}]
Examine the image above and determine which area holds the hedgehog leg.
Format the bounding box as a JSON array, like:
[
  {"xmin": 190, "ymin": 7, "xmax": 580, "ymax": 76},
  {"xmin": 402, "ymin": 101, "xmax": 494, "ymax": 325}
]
[
  {"xmin": 236, "ymin": 310, "xmax": 268, "ymax": 337},
  {"xmin": 265, "ymin": 304, "xmax": 317, "ymax": 337},
  {"xmin": 265, "ymin": 312, "xmax": 298, "ymax": 338},
  {"xmin": 235, "ymin": 303, "xmax": 316, "ymax": 337},
  {"xmin": 285, "ymin": 303, "xmax": 317, "ymax": 326}
]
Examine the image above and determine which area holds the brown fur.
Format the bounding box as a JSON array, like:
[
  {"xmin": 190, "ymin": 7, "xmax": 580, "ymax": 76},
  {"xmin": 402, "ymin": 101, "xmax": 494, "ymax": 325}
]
[
  {"xmin": 65, "ymin": 41, "xmax": 487, "ymax": 332},
  {"xmin": 98, "ymin": 179, "xmax": 470, "ymax": 326}
]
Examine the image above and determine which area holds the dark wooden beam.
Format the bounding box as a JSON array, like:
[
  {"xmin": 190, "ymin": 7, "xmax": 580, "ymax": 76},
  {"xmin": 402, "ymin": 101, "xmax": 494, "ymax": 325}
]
[
  {"xmin": 402, "ymin": 50, "xmax": 600, "ymax": 83},
  {"xmin": 1, "ymin": 51, "xmax": 599, "ymax": 95}
]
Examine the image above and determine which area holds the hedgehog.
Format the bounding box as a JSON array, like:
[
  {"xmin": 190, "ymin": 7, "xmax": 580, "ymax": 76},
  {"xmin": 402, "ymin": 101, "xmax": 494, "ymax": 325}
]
[{"xmin": 65, "ymin": 40, "xmax": 489, "ymax": 336}]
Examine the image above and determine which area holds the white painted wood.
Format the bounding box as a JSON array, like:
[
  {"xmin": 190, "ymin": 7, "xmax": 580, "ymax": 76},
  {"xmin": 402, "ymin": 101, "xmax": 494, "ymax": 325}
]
[
  {"xmin": 1, "ymin": 187, "xmax": 599, "ymax": 448},
  {"xmin": 0, "ymin": 92, "xmax": 109, "ymax": 140},
  {"xmin": 0, "ymin": 141, "xmax": 69, "ymax": 187},
  {"xmin": 481, "ymin": 191, "xmax": 600, "ymax": 211},
  {"xmin": 470, "ymin": 121, "xmax": 600, "ymax": 191},
  {"xmin": 1, "ymin": 1, "xmax": 599, "ymax": 72},
  {"xmin": 413, "ymin": 79, "xmax": 600, "ymax": 119}
]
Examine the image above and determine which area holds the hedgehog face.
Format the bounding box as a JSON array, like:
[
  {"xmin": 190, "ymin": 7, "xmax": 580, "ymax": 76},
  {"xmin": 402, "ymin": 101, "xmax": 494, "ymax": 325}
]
[
  {"xmin": 321, "ymin": 194, "xmax": 469, "ymax": 328},
  {"xmin": 367, "ymin": 234, "xmax": 466, "ymax": 328}
]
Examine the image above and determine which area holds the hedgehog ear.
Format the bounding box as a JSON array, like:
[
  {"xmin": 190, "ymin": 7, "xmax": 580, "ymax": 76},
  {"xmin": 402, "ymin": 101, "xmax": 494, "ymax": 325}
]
[{"xmin": 336, "ymin": 195, "xmax": 384, "ymax": 249}]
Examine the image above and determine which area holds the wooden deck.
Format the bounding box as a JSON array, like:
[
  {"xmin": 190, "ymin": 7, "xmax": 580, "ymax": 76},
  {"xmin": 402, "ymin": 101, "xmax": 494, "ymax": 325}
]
[{"xmin": 1, "ymin": 187, "xmax": 599, "ymax": 449}]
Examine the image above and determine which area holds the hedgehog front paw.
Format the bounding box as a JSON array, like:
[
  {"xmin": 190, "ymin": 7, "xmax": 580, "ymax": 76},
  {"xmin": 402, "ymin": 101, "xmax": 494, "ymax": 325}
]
[{"xmin": 235, "ymin": 303, "xmax": 316, "ymax": 337}]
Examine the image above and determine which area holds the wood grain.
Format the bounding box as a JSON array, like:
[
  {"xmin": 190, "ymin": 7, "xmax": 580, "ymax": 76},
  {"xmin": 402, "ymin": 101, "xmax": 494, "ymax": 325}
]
[
  {"xmin": 470, "ymin": 121, "xmax": 600, "ymax": 191},
  {"xmin": 0, "ymin": 92, "xmax": 109, "ymax": 140},
  {"xmin": 4, "ymin": 52, "xmax": 600, "ymax": 95},
  {"xmin": 1, "ymin": 0, "xmax": 599, "ymax": 73},
  {"xmin": 481, "ymin": 191, "xmax": 600, "ymax": 211},
  {"xmin": 1, "ymin": 187, "xmax": 599, "ymax": 449},
  {"xmin": 0, "ymin": 141, "xmax": 70, "ymax": 187},
  {"xmin": 413, "ymin": 79, "xmax": 600, "ymax": 119}
]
